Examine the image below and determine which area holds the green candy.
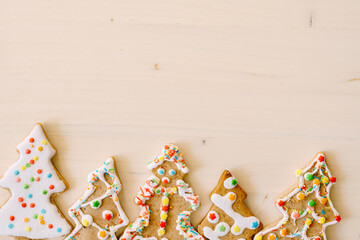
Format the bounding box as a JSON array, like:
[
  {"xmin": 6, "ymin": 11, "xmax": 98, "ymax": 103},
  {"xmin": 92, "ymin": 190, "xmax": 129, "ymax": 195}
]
[
  {"xmin": 231, "ymin": 179, "xmax": 238, "ymax": 186},
  {"xmin": 42, "ymin": 190, "xmax": 47, "ymax": 195},
  {"xmin": 308, "ymin": 200, "xmax": 316, "ymax": 207},
  {"xmin": 305, "ymin": 173, "xmax": 314, "ymax": 181},
  {"xmin": 219, "ymin": 225, "xmax": 226, "ymax": 232},
  {"xmin": 92, "ymin": 200, "xmax": 100, "ymax": 208},
  {"xmin": 24, "ymin": 184, "xmax": 29, "ymax": 189}
]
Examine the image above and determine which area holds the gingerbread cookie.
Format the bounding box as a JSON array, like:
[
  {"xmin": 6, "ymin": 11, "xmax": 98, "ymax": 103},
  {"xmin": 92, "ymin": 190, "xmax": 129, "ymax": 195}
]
[
  {"xmin": 120, "ymin": 144, "xmax": 204, "ymax": 240},
  {"xmin": 0, "ymin": 123, "xmax": 71, "ymax": 239},
  {"xmin": 65, "ymin": 157, "xmax": 129, "ymax": 240},
  {"xmin": 198, "ymin": 170, "xmax": 262, "ymax": 240},
  {"xmin": 254, "ymin": 153, "xmax": 341, "ymax": 240}
]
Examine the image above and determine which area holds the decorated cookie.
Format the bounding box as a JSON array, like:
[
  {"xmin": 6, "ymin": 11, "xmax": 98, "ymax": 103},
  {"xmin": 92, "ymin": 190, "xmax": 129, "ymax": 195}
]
[
  {"xmin": 0, "ymin": 123, "xmax": 72, "ymax": 239},
  {"xmin": 120, "ymin": 144, "xmax": 204, "ymax": 240},
  {"xmin": 198, "ymin": 170, "xmax": 262, "ymax": 240},
  {"xmin": 65, "ymin": 157, "xmax": 129, "ymax": 240},
  {"xmin": 254, "ymin": 153, "xmax": 341, "ymax": 240}
]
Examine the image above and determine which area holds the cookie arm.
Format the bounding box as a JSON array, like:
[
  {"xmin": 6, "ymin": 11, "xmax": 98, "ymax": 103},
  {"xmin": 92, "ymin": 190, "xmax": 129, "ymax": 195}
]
[{"xmin": 176, "ymin": 180, "xmax": 201, "ymax": 211}]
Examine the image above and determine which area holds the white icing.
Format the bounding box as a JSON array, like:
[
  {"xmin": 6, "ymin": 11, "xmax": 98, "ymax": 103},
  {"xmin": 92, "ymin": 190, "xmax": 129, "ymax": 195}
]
[
  {"xmin": 254, "ymin": 153, "xmax": 340, "ymax": 240},
  {"xmin": 0, "ymin": 124, "xmax": 71, "ymax": 238},
  {"xmin": 120, "ymin": 176, "xmax": 159, "ymax": 240},
  {"xmin": 147, "ymin": 144, "xmax": 189, "ymax": 173},
  {"xmin": 65, "ymin": 158, "xmax": 129, "ymax": 240},
  {"xmin": 211, "ymin": 192, "xmax": 260, "ymax": 235},
  {"xmin": 177, "ymin": 180, "xmax": 201, "ymax": 210},
  {"xmin": 203, "ymin": 222, "xmax": 230, "ymax": 240},
  {"xmin": 176, "ymin": 211, "xmax": 205, "ymax": 240},
  {"xmin": 224, "ymin": 176, "xmax": 237, "ymax": 189},
  {"xmin": 206, "ymin": 211, "xmax": 220, "ymax": 224}
]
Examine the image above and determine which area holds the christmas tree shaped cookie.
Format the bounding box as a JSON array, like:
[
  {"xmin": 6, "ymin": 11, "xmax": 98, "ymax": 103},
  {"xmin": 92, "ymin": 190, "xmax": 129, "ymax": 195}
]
[
  {"xmin": 120, "ymin": 144, "xmax": 204, "ymax": 240},
  {"xmin": 198, "ymin": 170, "xmax": 262, "ymax": 240},
  {"xmin": 0, "ymin": 123, "xmax": 71, "ymax": 239},
  {"xmin": 65, "ymin": 157, "xmax": 129, "ymax": 240},
  {"xmin": 254, "ymin": 153, "xmax": 341, "ymax": 240}
]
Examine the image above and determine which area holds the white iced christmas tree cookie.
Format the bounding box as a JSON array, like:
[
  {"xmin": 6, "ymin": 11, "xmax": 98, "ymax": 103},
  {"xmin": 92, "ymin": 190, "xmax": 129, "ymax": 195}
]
[
  {"xmin": 0, "ymin": 123, "xmax": 71, "ymax": 239},
  {"xmin": 65, "ymin": 157, "xmax": 129, "ymax": 240},
  {"xmin": 198, "ymin": 170, "xmax": 262, "ymax": 240},
  {"xmin": 120, "ymin": 144, "xmax": 204, "ymax": 240},
  {"xmin": 254, "ymin": 153, "xmax": 341, "ymax": 240}
]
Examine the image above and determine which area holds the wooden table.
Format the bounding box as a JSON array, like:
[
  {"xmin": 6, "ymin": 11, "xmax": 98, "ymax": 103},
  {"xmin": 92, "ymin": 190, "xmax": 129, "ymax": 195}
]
[{"xmin": 0, "ymin": 1, "xmax": 359, "ymax": 239}]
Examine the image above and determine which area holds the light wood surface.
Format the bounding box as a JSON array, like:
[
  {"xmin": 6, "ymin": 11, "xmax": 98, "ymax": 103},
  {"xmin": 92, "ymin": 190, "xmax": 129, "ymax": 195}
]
[{"xmin": 0, "ymin": 1, "xmax": 359, "ymax": 239}]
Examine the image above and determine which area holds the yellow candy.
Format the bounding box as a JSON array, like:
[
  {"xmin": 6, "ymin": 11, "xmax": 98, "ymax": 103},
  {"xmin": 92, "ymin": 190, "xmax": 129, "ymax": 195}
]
[
  {"xmin": 158, "ymin": 229, "xmax": 165, "ymax": 236},
  {"xmin": 162, "ymin": 198, "xmax": 169, "ymax": 205},
  {"xmin": 25, "ymin": 227, "xmax": 31, "ymax": 232},
  {"xmin": 319, "ymin": 217, "xmax": 326, "ymax": 224},
  {"xmin": 82, "ymin": 219, "xmax": 89, "ymax": 226},
  {"xmin": 21, "ymin": 166, "xmax": 26, "ymax": 171},
  {"xmin": 268, "ymin": 233, "xmax": 276, "ymax": 240},
  {"xmin": 161, "ymin": 213, "xmax": 168, "ymax": 220},
  {"xmin": 295, "ymin": 169, "xmax": 302, "ymax": 176},
  {"xmin": 232, "ymin": 225, "xmax": 240, "ymax": 233},
  {"xmin": 313, "ymin": 179, "xmax": 320, "ymax": 186},
  {"xmin": 42, "ymin": 140, "xmax": 47, "ymax": 145},
  {"xmin": 172, "ymin": 187, "xmax": 177, "ymax": 192},
  {"xmin": 280, "ymin": 228, "xmax": 287, "ymax": 236},
  {"xmin": 305, "ymin": 218, "xmax": 312, "ymax": 226},
  {"xmin": 254, "ymin": 236, "xmax": 262, "ymax": 240},
  {"xmin": 322, "ymin": 176, "xmax": 329, "ymax": 184},
  {"xmin": 38, "ymin": 215, "xmax": 43, "ymax": 220},
  {"xmin": 34, "ymin": 156, "xmax": 39, "ymax": 161},
  {"xmin": 159, "ymin": 156, "xmax": 164, "ymax": 161}
]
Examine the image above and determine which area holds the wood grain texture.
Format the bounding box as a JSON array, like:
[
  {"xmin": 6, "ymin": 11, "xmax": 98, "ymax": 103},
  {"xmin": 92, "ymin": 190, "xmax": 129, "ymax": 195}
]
[{"xmin": 0, "ymin": 0, "xmax": 359, "ymax": 239}]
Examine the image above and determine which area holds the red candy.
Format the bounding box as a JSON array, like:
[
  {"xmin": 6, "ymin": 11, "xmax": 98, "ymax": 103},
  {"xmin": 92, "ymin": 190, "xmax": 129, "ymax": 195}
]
[
  {"xmin": 209, "ymin": 213, "xmax": 217, "ymax": 220},
  {"xmin": 318, "ymin": 155, "xmax": 325, "ymax": 162},
  {"xmin": 29, "ymin": 138, "xmax": 35, "ymax": 143},
  {"xmin": 330, "ymin": 177, "xmax": 336, "ymax": 183},
  {"xmin": 30, "ymin": 203, "xmax": 35, "ymax": 208},
  {"xmin": 35, "ymin": 177, "xmax": 40, "ymax": 181},
  {"xmin": 9, "ymin": 216, "xmax": 15, "ymax": 221},
  {"xmin": 37, "ymin": 169, "xmax": 43, "ymax": 174},
  {"xmin": 104, "ymin": 214, "xmax": 112, "ymax": 220},
  {"xmin": 18, "ymin": 197, "xmax": 23, "ymax": 202},
  {"xmin": 30, "ymin": 160, "xmax": 35, "ymax": 165},
  {"xmin": 278, "ymin": 200, "xmax": 285, "ymax": 207},
  {"xmin": 21, "ymin": 203, "xmax": 27, "ymax": 208},
  {"xmin": 160, "ymin": 221, "xmax": 166, "ymax": 228},
  {"xmin": 25, "ymin": 149, "xmax": 31, "ymax": 154},
  {"xmin": 48, "ymin": 224, "xmax": 53, "ymax": 229},
  {"xmin": 335, "ymin": 215, "xmax": 341, "ymax": 222},
  {"xmin": 49, "ymin": 185, "xmax": 54, "ymax": 190}
]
